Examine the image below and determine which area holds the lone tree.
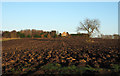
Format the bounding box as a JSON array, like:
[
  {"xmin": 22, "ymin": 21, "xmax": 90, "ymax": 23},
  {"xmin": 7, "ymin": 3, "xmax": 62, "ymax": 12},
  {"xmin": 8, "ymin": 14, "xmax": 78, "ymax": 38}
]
[{"xmin": 77, "ymin": 18, "xmax": 100, "ymax": 37}]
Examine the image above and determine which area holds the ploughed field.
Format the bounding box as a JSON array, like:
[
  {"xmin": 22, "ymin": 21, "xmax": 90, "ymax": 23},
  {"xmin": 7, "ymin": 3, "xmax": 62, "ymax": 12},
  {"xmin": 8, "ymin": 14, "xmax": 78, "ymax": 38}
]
[{"xmin": 2, "ymin": 37, "xmax": 120, "ymax": 75}]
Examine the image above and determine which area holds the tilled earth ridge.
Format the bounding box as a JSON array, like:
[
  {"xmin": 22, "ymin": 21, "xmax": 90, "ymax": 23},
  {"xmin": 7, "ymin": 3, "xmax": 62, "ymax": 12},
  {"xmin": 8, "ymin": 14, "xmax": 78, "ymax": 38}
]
[{"xmin": 2, "ymin": 37, "xmax": 120, "ymax": 75}]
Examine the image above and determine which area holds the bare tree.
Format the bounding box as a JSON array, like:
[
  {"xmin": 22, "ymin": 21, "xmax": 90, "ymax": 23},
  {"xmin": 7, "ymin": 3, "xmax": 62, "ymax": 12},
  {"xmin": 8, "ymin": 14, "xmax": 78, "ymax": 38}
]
[{"xmin": 77, "ymin": 18, "xmax": 100, "ymax": 37}]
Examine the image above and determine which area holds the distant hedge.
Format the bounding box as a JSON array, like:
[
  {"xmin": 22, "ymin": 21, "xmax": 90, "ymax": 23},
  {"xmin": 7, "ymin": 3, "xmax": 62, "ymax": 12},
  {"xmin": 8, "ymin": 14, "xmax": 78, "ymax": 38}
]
[
  {"xmin": 70, "ymin": 34, "xmax": 81, "ymax": 36},
  {"xmin": 70, "ymin": 34, "xmax": 89, "ymax": 37}
]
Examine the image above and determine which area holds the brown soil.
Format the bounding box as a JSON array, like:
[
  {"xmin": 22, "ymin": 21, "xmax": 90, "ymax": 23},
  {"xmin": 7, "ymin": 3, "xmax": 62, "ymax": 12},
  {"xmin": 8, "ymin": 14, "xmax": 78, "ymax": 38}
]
[{"xmin": 2, "ymin": 37, "xmax": 120, "ymax": 75}]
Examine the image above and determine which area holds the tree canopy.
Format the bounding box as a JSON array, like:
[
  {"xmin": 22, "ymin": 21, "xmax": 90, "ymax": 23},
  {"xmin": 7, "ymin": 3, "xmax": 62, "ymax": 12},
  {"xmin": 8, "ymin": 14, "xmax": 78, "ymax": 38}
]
[{"xmin": 77, "ymin": 18, "xmax": 100, "ymax": 37}]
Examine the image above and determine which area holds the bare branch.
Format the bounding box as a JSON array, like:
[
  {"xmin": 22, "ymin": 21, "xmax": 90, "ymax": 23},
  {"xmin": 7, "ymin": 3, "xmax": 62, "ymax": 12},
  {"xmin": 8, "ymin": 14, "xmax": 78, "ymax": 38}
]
[
  {"xmin": 80, "ymin": 22, "xmax": 89, "ymax": 32},
  {"xmin": 77, "ymin": 18, "xmax": 100, "ymax": 37}
]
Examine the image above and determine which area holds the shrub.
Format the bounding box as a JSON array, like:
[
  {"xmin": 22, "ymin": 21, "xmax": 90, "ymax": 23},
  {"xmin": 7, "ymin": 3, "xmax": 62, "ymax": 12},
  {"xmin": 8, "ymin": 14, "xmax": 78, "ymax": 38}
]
[
  {"xmin": 33, "ymin": 34, "xmax": 41, "ymax": 38},
  {"xmin": 27, "ymin": 35, "xmax": 32, "ymax": 38},
  {"xmin": 19, "ymin": 33, "xmax": 25, "ymax": 38},
  {"xmin": 44, "ymin": 34, "xmax": 48, "ymax": 38},
  {"xmin": 53, "ymin": 34, "xmax": 57, "ymax": 38},
  {"xmin": 40, "ymin": 33, "xmax": 44, "ymax": 35}
]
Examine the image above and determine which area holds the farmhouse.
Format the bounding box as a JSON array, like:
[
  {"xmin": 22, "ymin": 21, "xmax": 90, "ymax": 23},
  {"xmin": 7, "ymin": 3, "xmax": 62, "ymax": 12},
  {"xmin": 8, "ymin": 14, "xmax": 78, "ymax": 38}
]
[
  {"xmin": 101, "ymin": 34, "xmax": 120, "ymax": 39},
  {"xmin": 101, "ymin": 35, "xmax": 114, "ymax": 39},
  {"xmin": 61, "ymin": 32, "xmax": 69, "ymax": 36}
]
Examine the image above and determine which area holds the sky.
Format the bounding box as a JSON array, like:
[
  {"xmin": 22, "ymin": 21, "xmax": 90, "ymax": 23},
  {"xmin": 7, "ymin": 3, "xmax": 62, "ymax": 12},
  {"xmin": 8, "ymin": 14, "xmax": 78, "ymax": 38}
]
[
  {"xmin": 1, "ymin": 0, "xmax": 119, "ymax": 2},
  {"xmin": 2, "ymin": 2, "xmax": 118, "ymax": 35}
]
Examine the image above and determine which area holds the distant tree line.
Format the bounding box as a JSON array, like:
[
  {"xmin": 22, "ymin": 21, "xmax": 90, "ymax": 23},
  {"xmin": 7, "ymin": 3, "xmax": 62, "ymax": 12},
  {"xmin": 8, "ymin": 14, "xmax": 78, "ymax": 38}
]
[
  {"xmin": 2, "ymin": 29, "xmax": 58, "ymax": 38},
  {"xmin": 2, "ymin": 29, "xmax": 91, "ymax": 38}
]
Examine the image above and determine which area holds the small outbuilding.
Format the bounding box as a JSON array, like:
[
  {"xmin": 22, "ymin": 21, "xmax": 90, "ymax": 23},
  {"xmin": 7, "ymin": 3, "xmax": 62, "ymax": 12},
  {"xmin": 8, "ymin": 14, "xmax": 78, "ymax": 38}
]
[{"xmin": 61, "ymin": 32, "xmax": 69, "ymax": 36}]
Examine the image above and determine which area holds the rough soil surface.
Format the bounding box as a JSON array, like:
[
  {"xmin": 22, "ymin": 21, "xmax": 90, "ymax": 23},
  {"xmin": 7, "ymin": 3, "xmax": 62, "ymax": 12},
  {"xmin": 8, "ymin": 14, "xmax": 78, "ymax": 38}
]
[{"xmin": 2, "ymin": 37, "xmax": 120, "ymax": 75}]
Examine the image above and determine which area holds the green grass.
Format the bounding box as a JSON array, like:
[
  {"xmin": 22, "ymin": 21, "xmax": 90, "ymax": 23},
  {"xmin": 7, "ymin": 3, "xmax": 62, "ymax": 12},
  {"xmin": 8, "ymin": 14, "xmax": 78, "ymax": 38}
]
[
  {"xmin": 111, "ymin": 64, "xmax": 120, "ymax": 72},
  {"xmin": 5, "ymin": 63, "xmax": 120, "ymax": 74},
  {"xmin": 40, "ymin": 63, "xmax": 104, "ymax": 74},
  {"xmin": 40, "ymin": 63, "xmax": 120, "ymax": 74}
]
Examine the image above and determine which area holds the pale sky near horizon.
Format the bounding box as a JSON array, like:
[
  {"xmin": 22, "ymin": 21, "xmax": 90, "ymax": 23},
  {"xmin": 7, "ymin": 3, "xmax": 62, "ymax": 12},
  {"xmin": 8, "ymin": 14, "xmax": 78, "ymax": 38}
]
[{"xmin": 2, "ymin": 2, "xmax": 118, "ymax": 35}]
